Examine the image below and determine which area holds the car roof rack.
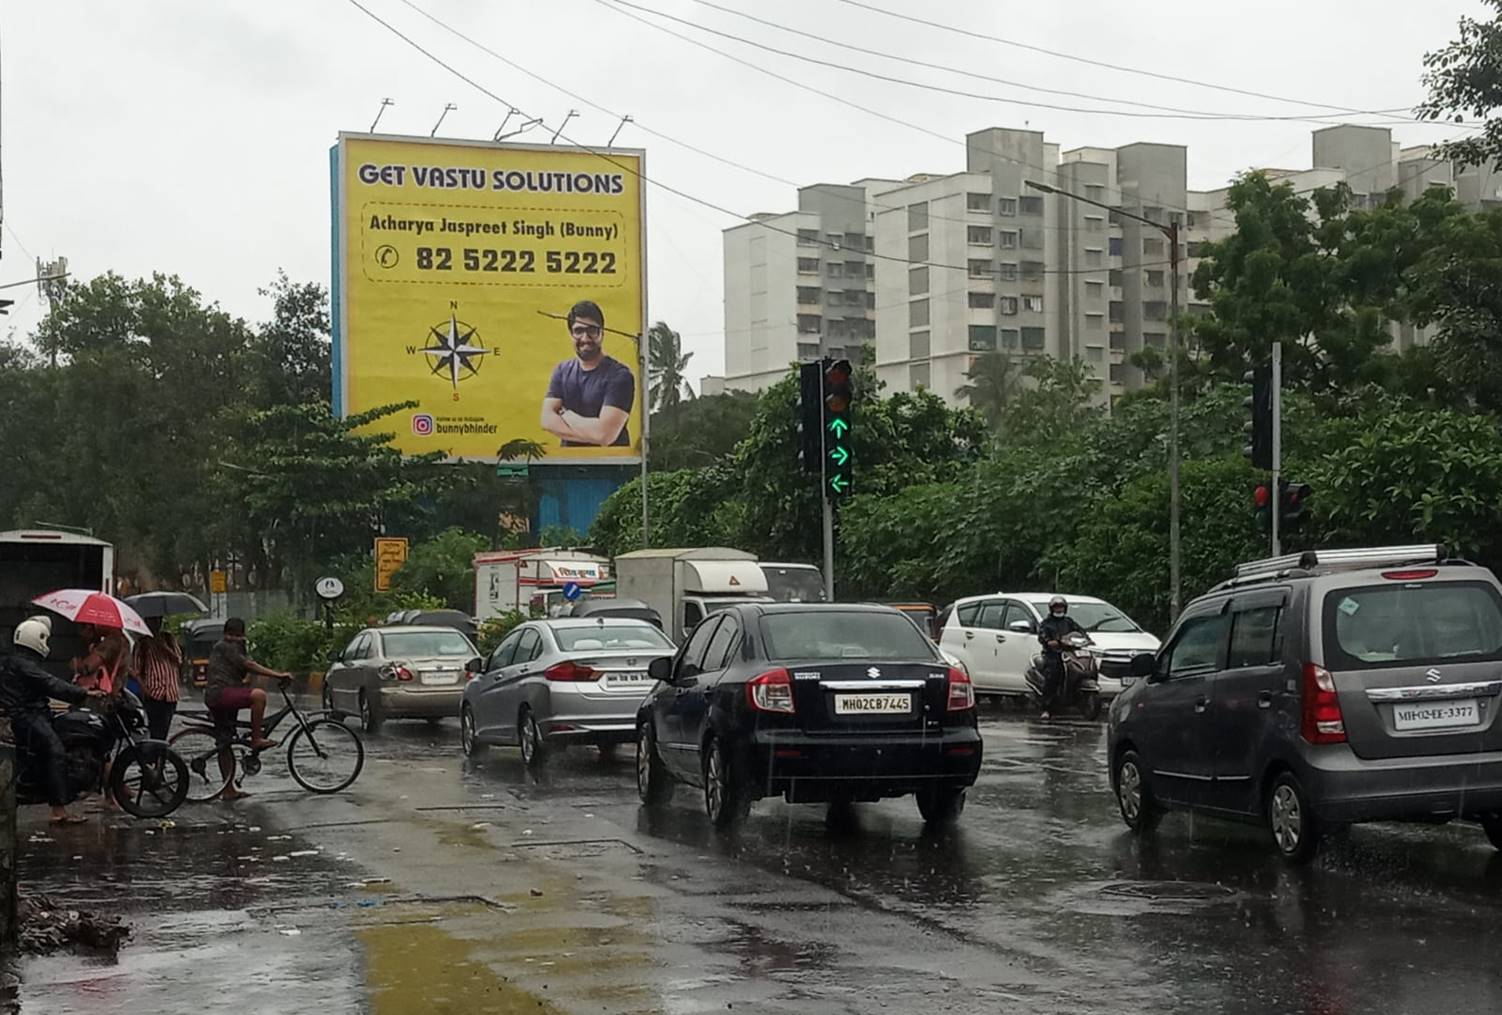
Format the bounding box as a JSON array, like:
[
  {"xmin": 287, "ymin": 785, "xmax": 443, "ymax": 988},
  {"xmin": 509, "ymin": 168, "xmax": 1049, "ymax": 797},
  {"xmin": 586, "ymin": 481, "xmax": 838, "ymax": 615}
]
[{"xmin": 1218, "ymin": 544, "xmax": 1452, "ymax": 589}]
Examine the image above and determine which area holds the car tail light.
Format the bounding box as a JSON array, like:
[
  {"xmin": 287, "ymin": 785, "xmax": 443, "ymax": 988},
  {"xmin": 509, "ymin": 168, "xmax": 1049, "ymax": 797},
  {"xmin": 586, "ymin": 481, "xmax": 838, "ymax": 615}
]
[
  {"xmin": 1382, "ymin": 568, "xmax": 1438, "ymax": 580},
  {"xmin": 946, "ymin": 666, "xmax": 975, "ymax": 711},
  {"xmin": 381, "ymin": 663, "xmax": 415, "ymax": 682},
  {"xmin": 1301, "ymin": 663, "xmax": 1346, "ymax": 744},
  {"xmin": 747, "ymin": 668, "xmax": 795, "ymax": 714},
  {"xmin": 544, "ymin": 660, "xmax": 599, "ymax": 682}
]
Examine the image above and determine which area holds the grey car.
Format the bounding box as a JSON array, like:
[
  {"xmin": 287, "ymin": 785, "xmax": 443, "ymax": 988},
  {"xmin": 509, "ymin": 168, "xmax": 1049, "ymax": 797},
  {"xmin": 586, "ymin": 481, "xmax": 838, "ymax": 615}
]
[
  {"xmin": 460, "ymin": 618, "xmax": 675, "ymax": 766},
  {"xmin": 1108, "ymin": 544, "xmax": 1502, "ymax": 862},
  {"xmin": 324, "ymin": 625, "xmax": 479, "ymax": 732}
]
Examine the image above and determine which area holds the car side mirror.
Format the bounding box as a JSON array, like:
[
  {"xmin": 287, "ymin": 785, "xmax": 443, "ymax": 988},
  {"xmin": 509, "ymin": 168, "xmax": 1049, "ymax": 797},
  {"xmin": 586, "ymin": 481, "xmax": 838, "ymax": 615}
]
[
  {"xmin": 647, "ymin": 656, "xmax": 672, "ymax": 682},
  {"xmin": 1129, "ymin": 652, "xmax": 1156, "ymax": 678},
  {"xmin": 1007, "ymin": 619, "xmax": 1035, "ymax": 634},
  {"xmin": 464, "ymin": 656, "xmax": 483, "ymax": 674}
]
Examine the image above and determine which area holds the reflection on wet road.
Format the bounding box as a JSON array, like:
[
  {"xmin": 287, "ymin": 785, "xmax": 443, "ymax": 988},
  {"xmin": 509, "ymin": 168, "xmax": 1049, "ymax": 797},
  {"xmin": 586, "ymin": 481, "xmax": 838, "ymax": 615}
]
[{"xmin": 16, "ymin": 704, "xmax": 1502, "ymax": 1013}]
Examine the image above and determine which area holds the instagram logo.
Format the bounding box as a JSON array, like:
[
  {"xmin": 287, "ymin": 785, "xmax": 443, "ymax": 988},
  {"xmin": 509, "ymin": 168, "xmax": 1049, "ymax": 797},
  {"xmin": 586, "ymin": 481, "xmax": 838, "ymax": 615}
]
[{"xmin": 411, "ymin": 413, "xmax": 435, "ymax": 436}]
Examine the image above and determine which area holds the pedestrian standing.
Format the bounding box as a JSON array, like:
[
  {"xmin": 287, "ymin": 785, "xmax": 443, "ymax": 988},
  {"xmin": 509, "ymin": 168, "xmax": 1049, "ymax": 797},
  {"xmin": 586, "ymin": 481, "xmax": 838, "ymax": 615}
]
[
  {"xmin": 74, "ymin": 623, "xmax": 129, "ymax": 695},
  {"xmin": 133, "ymin": 616, "xmax": 182, "ymax": 740}
]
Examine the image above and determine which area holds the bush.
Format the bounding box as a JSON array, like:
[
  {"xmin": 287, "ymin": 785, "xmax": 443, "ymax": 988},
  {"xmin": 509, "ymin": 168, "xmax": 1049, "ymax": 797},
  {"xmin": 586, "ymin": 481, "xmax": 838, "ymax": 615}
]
[
  {"xmin": 475, "ymin": 610, "xmax": 527, "ymax": 655},
  {"xmin": 248, "ymin": 611, "xmax": 351, "ymax": 675}
]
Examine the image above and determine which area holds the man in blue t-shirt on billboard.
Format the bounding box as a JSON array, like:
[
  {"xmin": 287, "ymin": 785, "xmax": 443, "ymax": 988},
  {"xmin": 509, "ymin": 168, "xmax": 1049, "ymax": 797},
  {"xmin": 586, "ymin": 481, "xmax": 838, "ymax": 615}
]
[{"xmin": 540, "ymin": 299, "xmax": 635, "ymax": 448}]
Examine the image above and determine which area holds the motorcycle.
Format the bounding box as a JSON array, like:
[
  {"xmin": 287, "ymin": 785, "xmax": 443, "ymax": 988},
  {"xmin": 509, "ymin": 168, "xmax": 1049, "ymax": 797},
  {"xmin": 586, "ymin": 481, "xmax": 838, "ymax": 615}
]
[
  {"xmin": 1024, "ymin": 630, "xmax": 1103, "ymax": 721},
  {"xmin": 13, "ymin": 690, "xmax": 189, "ymax": 819}
]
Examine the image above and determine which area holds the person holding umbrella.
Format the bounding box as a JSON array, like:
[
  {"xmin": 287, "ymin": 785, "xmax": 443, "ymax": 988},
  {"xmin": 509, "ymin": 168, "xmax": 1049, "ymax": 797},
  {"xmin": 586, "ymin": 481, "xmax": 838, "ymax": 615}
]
[{"xmin": 125, "ymin": 591, "xmax": 207, "ymax": 742}]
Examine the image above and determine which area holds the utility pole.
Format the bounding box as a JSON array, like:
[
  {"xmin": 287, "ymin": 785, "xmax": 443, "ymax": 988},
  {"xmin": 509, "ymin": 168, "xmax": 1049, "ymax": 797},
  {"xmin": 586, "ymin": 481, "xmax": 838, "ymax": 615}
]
[
  {"xmin": 637, "ymin": 331, "xmax": 650, "ymax": 548},
  {"xmin": 1028, "ymin": 180, "xmax": 1183, "ymax": 618},
  {"xmin": 1270, "ymin": 341, "xmax": 1282, "ymax": 557}
]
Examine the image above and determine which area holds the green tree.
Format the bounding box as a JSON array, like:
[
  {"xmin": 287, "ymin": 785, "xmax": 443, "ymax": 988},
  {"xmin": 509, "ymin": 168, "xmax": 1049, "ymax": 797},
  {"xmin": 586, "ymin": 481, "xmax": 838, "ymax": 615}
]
[
  {"xmin": 389, "ymin": 527, "xmax": 491, "ymax": 609},
  {"xmin": 251, "ymin": 272, "xmax": 332, "ymax": 407},
  {"xmin": 647, "ymin": 321, "xmax": 694, "ymax": 410},
  {"xmin": 1417, "ymin": 1, "xmax": 1502, "ymax": 169},
  {"xmin": 648, "ymin": 391, "xmax": 758, "ymax": 471},
  {"xmin": 953, "ymin": 351, "xmax": 1021, "ymax": 429}
]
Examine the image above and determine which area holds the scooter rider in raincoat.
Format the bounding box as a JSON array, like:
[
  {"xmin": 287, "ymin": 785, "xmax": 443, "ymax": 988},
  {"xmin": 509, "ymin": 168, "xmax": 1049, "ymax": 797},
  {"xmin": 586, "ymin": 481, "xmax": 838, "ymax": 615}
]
[{"xmin": 1037, "ymin": 596, "xmax": 1084, "ymax": 720}]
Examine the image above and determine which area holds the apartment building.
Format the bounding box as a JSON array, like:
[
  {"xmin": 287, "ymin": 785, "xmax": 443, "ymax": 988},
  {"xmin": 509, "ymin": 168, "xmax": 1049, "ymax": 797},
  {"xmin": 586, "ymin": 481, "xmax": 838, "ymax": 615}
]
[{"xmin": 723, "ymin": 122, "xmax": 1493, "ymax": 403}]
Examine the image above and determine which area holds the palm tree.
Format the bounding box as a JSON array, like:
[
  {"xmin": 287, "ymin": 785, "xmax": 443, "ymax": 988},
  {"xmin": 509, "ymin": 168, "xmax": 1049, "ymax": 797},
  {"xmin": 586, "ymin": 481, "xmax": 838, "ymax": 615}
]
[
  {"xmin": 647, "ymin": 321, "xmax": 695, "ymax": 411},
  {"xmin": 954, "ymin": 352, "xmax": 1021, "ymax": 429}
]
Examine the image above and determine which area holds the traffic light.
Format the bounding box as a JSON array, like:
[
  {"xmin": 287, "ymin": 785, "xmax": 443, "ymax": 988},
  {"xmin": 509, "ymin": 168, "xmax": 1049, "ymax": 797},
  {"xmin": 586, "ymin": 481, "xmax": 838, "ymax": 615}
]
[
  {"xmin": 1254, "ymin": 482, "xmax": 1272, "ymax": 531},
  {"xmin": 1281, "ymin": 481, "xmax": 1311, "ymax": 529},
  {"xmin": 823, "ymin": 358, "xmax": 853, "ymax": 498},
  {"xmin": 1243, "ymin": 366, "xmax": 1272, "ymax": 470},
  {"xmin": 798, "ymin": 361, "xmax": 823, "ymax": 475}
]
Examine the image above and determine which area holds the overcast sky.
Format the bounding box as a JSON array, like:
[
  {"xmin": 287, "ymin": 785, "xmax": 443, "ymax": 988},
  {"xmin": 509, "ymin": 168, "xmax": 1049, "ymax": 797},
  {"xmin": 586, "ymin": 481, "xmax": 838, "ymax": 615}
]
[{"xmin": 2, "ymin": 0, "xmax": 1485, "ymax": 387}]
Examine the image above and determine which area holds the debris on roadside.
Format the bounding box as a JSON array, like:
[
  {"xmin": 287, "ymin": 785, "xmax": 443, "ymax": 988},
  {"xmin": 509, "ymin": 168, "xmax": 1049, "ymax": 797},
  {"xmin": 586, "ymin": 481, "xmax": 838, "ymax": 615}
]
[{"xmin": 18, "ymin": 892, "xmax": 130, "ymax": 958}]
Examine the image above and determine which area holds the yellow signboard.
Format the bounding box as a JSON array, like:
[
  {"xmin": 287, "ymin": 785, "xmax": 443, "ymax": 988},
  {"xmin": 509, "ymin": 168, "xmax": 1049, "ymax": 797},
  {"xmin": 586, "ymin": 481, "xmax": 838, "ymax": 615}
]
[
  {"xmin": 374, "ymin": 537, "xmax": 409, "ymax": 593},
  {"xmin": 332, "ymin": 134, "xmax": 646, "ymax": 463},
  {"xmin": 208, "ymin": 570, "xmax": 227, "ymax": 595}
]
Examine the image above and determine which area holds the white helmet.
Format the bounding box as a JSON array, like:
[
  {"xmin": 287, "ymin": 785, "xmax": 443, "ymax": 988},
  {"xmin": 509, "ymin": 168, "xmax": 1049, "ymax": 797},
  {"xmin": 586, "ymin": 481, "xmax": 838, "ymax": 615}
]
[{"xmin": 13, "ymin": 616, "xmax": 51, "ymax": 657}]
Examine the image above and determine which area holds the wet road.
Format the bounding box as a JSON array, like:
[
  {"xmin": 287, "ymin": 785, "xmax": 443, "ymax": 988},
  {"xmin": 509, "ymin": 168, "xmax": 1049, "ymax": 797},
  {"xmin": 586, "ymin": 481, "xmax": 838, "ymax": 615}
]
[{"xmin": 15, "ymin": 703, "xmax": 1502, "ymax": 1014}]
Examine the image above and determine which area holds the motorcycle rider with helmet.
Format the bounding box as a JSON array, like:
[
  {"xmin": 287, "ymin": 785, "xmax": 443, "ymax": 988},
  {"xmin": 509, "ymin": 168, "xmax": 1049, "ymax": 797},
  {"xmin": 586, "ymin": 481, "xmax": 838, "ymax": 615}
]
[
  {"xmin": 1, "ymin": 616, "xmax": 101, "ymax": 824},
  {"xmin": 1037, "ymin": 596, "xmax": 1084, "ymax": 720}
]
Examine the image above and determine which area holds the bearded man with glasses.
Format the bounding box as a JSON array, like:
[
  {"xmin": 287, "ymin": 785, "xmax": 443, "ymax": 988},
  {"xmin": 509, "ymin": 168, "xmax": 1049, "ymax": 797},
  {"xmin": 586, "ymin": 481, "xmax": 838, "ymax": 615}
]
[{"xmin": 540, "ymin": 299, "xmax": 636, "ymax": 447}]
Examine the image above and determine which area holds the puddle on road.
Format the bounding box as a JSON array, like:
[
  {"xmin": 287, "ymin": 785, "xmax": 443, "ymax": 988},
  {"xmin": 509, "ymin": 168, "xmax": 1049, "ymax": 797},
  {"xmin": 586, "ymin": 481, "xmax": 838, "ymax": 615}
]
[{"xmin": 361, "ymin": 922, "xmax": 565, "ymax": 1015}]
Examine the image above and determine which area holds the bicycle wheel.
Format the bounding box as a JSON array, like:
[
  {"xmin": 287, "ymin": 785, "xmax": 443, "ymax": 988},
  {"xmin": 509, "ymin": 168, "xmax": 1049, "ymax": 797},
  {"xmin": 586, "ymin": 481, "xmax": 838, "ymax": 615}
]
[
  {"xmin": 170, "ymin": 725, "xmax": 235, "ymax": 803},
  {"xmin": 286, "ymin": 718, "xmax": 364, "ymax": 794},
  {"xmin": 111, "ymin": 744, "xmax": 189, "ymax": 819}
]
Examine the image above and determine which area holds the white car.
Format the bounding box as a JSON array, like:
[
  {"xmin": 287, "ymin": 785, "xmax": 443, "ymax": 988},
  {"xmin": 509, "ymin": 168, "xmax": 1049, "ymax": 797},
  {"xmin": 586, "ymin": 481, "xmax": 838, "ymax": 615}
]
[{"xmin": 938, "ymin": 593, "xmax": 1160, "ymax": 699}]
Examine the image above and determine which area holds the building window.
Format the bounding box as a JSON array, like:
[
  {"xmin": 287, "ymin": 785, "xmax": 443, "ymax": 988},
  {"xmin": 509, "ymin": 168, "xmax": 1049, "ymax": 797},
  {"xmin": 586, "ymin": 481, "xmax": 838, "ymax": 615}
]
[
  {"xmin": 866, "ymin": 291, "xmax": 876, "ymax": 309},
  {"xmin": 968, "ymin": 291, "xmax": 995, "ymax": 309},
  {"xmin": 844, "ymin": 232, "xmax": 864, "ymax": 250},
  {"xmin": 1021, "ymin": 327, "xmax": 1046, "ymax": 350},
  {"xmin": 969, "ymin": 325, "xmax": 998, "ymax": 352},
  {"xmin": 845, "ymin": 260, "xmax": 863, "ymax": 277},
  {"xmin": 1109, "ymin": 363, "xmax": 1125, "ymax": 384},
  {"xmin": 1188, "ymin": 302, "xmax": 1209, "ymax": 316},
  {"xmin": 827, "ymin": 262, "xmax": 845, "ymax": 278},
  {"xmin": 825, "ymin": 233, "xmax": 843, "ymax": 249},
  {"xmin": 997, "ymin": 262, "xmax": 1018, "ymax": 281},
  {"xmin": 909, "ymin": 299, "xmax": 930, "ymax": 327},
  {"xmin": 864, "ymin": 235, "xmax": 874, "ymax": 252},
  {"xmin": 1000, "ymin": 327, "xmax": 1020, "ymax": 349},
  {"xmin": 1110, "ymin": 332, "xmax": 1127, "ymax": 350},
  {"xmin": 865, "ymin": 264, "xmax": 875, "ymax": 280},
  {"xmin": 797, "ymin": 257, "xmax": 820, "ymax": 274},
  {"xmin": 797, "ymin": 314, "xmax": 821, "ymax": 334},
  {"xmin": 1085, "ymin": 248, "xmax": 1104, "ymax": 268},
  {"xmin": 796, "ymin": 228, "xmax": 818, "ymax": 245},
  {"xmin": 966, "ymin": 192, "xmax": 991, "ymax": 212},
  {"xmin": 1144, "ymin": 331, "xmax": 1167, "ymax": 347},
  {"xmin": 1108, "ymin": 237, "xmax": 1124, "ymax": 256},
  {"xmin": 1021, "ymin": 228, "xmax": 1044, "ymax": 250},
  {"xmin": 1087, "ymin": 345, "xmax": 1105, "ymax": 362},
  {"xmin": 1085, "ymin": 312, "xmax": 1105, "ymax": 330},
  {"xmin": 1144, "ymin": 301, "xmax": 1167, "ymax": 321},
  {"xmin": 998, "ymin": 230, "xmax": 1019, "ymax": 249},
  {"xmin": 1187, "ymin": 241, "xmax": 1209, "ymax": 258},
  {"xmin": 1109, "ymin": 301, "xmax": 1125, "ymax": 323},
  {"xmin": 1022, "ymin": 294, "xmax": 1044, "ymax": 312},
  {"xmin": 1085, "ymin": 280, "xmax": 1105, "ymax": 299},
  {"xmin": 797, "ymin": 286, "xmax": 820, "ymax": 305},
  {"xmin": 909, "ymin": 234, "xmax": 929, "ymax": 262},
  {"xmin": 826, "ymin": 291, "xmax": 844, "ymax": 307},
  {"xmin": 909, "ymin": 267, "xmax": 929, "ymax": 295},
  {"xmin": 967, "ymin": 258, "xmax": 991, "ymax": 279},
  {"xmin": 909, "ymin": 330, "xmax": 930, "ymax": 359},
  {"xmin": 797, "ymin": 342, "xmax": 820, "ymax": 360},
  {"xmin": 1019, "ymin": 195, "xmax": 1044, "ymax": 216},
  {"xmin": 1143, "ymin": 206, "xmax": 1164, "ymax": 222},
  {"xmin": 997, "ymin": 196, "xmax": 1017, "ymax": 216},
  {"xmin": 1085, "ymin": 185, "xmax": 1106, "ymax": 201},
  {"xmin": 999, "ymin": 296, "xmax": 1019, "ymax": 316},
  {"xmin": 907, "ymin": 202, "xmax": 928, "ymax": 231},
  {"xmin": 1143, "ymin": 237, "xmax": 1165, "ymax": 257},
  {"xmin": 1108, "ymin": 269, "xmax": 1124, "ymax": 286},
  {"xmin": 1084, "ymin": 215, "xmax": 1105, "ymax": 233},
  {"xmin": 967, "ymin": 225, "xmax": 993, "ymax": 245},
  {"xmin": 1021, "ymin": 261, "xmax": 1044, "ymax": 281},
  {"xmin": 909, "ymin": 362, "xmax": 931, "ymax": 390},
  {"xmin": 1145, "ymin": 269, "xmax": 1165, "ymax": 287}
]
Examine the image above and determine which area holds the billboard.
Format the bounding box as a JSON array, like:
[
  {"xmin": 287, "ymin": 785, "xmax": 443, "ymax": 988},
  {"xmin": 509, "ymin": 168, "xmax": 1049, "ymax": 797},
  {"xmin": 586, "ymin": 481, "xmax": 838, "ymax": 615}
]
[{"xmin": 331, "ymin": 134, "xmax": 646, "ymax": 463}]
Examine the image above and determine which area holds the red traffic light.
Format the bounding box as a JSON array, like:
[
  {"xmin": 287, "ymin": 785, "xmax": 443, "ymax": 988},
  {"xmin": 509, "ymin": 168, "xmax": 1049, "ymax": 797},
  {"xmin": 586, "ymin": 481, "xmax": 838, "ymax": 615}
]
[
  {"xmin": 1253, "ymin": 484, "xmax": 1271, "ymax": 509},
  {"xmin": 824, "ymin": 359, "xmax": 853, "ymax": 413}
]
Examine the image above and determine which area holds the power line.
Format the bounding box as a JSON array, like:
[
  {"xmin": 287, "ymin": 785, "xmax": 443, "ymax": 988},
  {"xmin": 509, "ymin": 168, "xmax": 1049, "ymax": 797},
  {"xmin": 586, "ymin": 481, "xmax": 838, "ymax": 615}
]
[
  {"xmin": 634, "ymin": 0, "xmax": 1430, "ymax": 128},
  {"xmin": 828, "ymin": 0, "xmax": 1445, "ymax": 121}
]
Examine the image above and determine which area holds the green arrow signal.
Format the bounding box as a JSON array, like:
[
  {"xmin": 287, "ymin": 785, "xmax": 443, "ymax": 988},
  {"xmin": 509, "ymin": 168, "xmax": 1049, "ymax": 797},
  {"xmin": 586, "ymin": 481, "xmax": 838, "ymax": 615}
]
[
  {"xmin": 827, "ymin": 417, "xmax": 849, "ymax": 437},
  {"xmin": 829, "ymin": 445, "xmax": 849, "ymax": 466},
  {"xmin": 829, "ymin": 474, "xmax": 848, "ymax": 494}
]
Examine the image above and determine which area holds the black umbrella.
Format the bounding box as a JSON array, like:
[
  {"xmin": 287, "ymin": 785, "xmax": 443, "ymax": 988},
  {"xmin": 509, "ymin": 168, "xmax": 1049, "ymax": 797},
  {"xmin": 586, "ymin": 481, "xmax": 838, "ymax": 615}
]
[{"xmin": 124, "ymin": 591, "xmax": 209, "ymax": 619}]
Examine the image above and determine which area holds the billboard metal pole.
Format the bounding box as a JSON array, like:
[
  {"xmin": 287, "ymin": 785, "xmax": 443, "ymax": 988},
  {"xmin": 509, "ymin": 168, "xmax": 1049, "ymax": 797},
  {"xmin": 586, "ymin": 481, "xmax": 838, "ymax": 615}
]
[
  {"xmin": 1271, "ymin": 340, "xmax": 1282, "ymax": 557},
  {"xmin": 638, "ymin": 332, "xmax": 650, "ymax": 548}
]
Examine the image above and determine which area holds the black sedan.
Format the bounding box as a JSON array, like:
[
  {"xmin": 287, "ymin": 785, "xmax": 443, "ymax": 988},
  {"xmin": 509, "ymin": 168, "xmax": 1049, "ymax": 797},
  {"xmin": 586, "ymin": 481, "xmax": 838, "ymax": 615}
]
[{"xmin": 635, "ymin": 603, "xmax": 982, "ymax": 828}]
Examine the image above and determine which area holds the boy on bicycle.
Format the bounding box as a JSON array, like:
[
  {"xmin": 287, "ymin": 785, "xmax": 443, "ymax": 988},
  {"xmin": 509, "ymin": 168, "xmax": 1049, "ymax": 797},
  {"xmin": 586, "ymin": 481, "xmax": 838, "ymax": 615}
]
[{"xmin": 204, "ymin": 617, "xmax": 292, "ymax": 800}]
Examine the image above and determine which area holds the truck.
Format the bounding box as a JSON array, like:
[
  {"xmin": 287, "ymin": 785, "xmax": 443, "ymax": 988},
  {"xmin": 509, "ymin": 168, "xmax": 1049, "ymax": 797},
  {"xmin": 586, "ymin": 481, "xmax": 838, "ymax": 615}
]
[
  {"xmin": 1, "ymin": 529, "xmax": 115, "ymax": 679},
  {"xmin": 613, "ymin": 547, "xmax": 773, "ymax": 644},
  {"xmin": 472, "ymin": 548, "xmax": 611, "ymax": 622},
  {"xmin": 758, "ymin": 562, "xmax": 827, "ymax": 603}
]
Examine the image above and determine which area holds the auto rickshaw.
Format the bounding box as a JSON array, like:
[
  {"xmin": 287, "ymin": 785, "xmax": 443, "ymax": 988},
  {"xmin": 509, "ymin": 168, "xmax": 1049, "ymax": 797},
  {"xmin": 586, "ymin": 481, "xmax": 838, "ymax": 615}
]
[
  {"xmin": 881, "ymin": 602, "xmax": 941, "ymax": 641},
  {"xmin": 179, "ymin": 619, "xmax": 224, "ymax": 689}
]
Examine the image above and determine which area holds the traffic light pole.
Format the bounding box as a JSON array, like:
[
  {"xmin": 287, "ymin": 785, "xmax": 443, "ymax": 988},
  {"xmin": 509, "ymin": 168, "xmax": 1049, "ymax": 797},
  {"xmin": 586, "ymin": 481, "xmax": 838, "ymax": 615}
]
[
  {"xmin": 819, "ymin": 365, "xmax": 835, "ymax": 601},
  {"xmin": 1271, "ymin": 341, "xmax": 1282, "ymax": 557}
]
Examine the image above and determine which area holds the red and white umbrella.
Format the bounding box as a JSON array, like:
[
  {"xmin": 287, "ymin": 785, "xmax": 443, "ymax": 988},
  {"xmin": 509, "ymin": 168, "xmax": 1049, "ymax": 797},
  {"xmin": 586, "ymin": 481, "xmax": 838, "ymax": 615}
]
[{"xmin": 31, "ymin": 588, "xmax": 151, "ymax": 636}]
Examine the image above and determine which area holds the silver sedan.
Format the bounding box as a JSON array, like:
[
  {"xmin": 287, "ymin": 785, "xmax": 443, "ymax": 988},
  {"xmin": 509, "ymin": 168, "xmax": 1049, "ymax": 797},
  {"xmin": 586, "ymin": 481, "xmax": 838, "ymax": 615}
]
[{"xmin": 460, "ymin": 618, "xmax": 676, "ymax": 766}]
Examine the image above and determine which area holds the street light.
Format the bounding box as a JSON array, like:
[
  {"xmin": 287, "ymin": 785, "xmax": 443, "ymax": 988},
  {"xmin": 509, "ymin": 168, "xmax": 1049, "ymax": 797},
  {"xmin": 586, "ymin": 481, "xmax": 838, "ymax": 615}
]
[{"xmin": 1026, "ymin": 180, "xmax": 1183, "ymax": 620}]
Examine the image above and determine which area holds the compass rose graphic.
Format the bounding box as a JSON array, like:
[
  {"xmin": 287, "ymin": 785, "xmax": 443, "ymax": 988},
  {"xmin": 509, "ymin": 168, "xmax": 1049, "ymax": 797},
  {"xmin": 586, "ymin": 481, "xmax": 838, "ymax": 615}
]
[{"xmin": 421, "ymin": 313, "xmax": 490, "ymax": 389}]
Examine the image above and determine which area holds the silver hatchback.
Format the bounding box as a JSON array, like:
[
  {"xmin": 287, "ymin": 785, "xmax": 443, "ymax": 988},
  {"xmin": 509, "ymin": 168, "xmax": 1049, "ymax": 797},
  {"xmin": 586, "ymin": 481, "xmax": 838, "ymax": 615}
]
[{"xmin": 460, "ymin": 618, "xmax": 676, "ymax": 765}]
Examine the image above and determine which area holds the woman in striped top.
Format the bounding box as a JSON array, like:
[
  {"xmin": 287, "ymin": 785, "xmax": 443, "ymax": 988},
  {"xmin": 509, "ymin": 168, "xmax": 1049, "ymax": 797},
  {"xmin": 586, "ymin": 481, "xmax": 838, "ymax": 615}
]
[{"xmin": 133, "ymin": 616, "xmax": 182, "ymax": 740}]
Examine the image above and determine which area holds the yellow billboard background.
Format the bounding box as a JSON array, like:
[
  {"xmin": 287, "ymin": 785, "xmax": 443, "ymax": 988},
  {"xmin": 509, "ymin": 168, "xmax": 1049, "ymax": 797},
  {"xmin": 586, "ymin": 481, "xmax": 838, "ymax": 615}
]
[{"xmin": 334, "ymin": 134, "xmax": 645, "ymax": 462}]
